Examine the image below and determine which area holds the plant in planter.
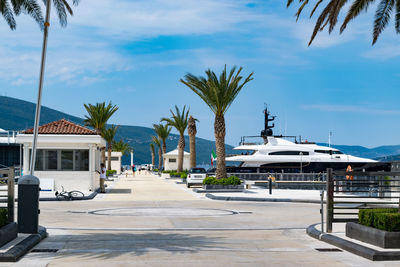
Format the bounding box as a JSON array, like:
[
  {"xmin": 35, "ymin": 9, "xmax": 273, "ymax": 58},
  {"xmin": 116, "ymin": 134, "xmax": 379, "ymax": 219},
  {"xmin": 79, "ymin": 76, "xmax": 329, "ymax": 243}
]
[
  {"xmin": 346, "ymin": 208, "xmax": 400, "ymax": 248},
  {"xmin": 106, "ymin": 170, "xmax": 117, "ymax": 177},
  {"xmin": 202, "ymin": 176, "xmax": 243, "ymax": 190}
]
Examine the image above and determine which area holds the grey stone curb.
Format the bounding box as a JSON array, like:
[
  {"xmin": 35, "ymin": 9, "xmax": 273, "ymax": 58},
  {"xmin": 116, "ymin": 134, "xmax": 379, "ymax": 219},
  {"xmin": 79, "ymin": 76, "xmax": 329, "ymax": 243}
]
[
  {"xmin": 205, "ymin": 193, "xmax": 322, "ymax": 204},
  {"xmin": 0, "ymin": 226, "xmax": 47, "ymax": 262},
  {"xmin": 0, "ymin": 223, "xmax": 17, "ymax": 247},
  {"xmin": 306, "ymin": 224, "xmax": 400, "ymax": 261}
]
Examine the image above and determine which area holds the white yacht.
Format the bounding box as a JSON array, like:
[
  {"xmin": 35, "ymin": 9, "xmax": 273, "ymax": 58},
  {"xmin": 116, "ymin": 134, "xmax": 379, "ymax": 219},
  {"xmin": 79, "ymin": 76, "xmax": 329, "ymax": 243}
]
[{"xmin": 224, "ymin": 108, "xmax": 388, "ymax": 173}]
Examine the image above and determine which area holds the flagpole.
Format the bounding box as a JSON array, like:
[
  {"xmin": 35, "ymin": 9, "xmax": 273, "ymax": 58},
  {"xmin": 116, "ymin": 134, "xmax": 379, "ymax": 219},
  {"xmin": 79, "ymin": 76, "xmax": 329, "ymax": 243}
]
[{"xmin": 30, "ymin": 0, "xmax": 51, "ymax": 175}]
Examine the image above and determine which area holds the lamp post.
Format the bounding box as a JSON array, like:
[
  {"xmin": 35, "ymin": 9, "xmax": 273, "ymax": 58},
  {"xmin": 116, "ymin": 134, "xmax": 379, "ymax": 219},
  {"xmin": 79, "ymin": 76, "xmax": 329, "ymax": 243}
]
[{"xmin": 29, "ymin": 0, "xmax": 51, "ymax": 175}]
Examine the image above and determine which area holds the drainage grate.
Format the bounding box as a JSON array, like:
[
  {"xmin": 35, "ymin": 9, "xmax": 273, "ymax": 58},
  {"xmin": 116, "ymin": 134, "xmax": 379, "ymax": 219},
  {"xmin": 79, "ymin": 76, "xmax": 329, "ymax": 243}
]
[
  {"xmin": 315, "ymin": 248, "xmax": 342, "ymax": 252},
  {"xmin": 31, "ymin": 249, "xmax": 59, "ymax": 253}
]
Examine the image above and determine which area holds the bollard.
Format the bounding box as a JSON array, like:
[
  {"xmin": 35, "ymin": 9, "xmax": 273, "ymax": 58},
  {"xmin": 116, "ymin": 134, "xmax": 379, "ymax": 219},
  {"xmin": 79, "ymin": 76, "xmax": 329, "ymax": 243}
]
[
  {"xmin": 326, "ymin": 168, "xmax": 333, "ymax": 233},
  {"xmin": 17, "ymin": 175, "xmax": 40, "ymax": 233},
  {"xmin": 320, "ymin": 190, "xmax": 324, "ymax": 233},
  {"xmin": 269, "ymin": 178, "xmax": 272, "ymax": 195}
]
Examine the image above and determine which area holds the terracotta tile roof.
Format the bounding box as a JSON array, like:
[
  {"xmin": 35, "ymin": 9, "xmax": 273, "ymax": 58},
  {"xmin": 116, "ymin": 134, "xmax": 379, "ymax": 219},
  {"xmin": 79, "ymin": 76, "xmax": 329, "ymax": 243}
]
[{"xmin": 23, "ymin": 119, "xmax": 97, "ymax": 135}]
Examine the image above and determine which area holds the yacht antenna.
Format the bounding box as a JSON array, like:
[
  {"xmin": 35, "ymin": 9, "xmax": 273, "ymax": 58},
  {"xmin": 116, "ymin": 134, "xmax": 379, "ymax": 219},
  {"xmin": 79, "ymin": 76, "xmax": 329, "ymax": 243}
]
[{"xmin": 260, "ymin": 106, "xmax": 276, "ymax": 143}]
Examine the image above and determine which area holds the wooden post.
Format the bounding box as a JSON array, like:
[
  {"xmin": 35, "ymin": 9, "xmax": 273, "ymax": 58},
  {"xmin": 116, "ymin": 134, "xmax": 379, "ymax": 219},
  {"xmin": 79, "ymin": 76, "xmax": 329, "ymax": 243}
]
[
  {"xmin": 7, "ymin": 167, "xmax": 15, "ymax": 223},
  {"xmin": 326, "ymin": 168, "xmax": 333, "ymax": 233}
]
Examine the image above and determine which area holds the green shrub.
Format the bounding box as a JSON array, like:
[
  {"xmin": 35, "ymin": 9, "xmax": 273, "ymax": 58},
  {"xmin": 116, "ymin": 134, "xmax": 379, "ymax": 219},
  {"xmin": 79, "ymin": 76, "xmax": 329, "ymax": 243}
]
[
  {"xmin": 153, "ymin": 168, "xmax": 159, "ymax": 172},
  {"xmin": 181, "ymin": 173, "xmax": 187, "ymax": 179},
  {"xmin": 0, "ymin": 209, "xmax": 7, "ymax": 227},
  {"xmin": 359, "ymin": 208, "xmax": 400, "ymax": 231},
  {"xmin": 106, "ymin": 170, "xmax": 117, "ymax": 176},
  {"xmin": 203, "ymin": 176, "xmax": 242, "ymax": 185}
]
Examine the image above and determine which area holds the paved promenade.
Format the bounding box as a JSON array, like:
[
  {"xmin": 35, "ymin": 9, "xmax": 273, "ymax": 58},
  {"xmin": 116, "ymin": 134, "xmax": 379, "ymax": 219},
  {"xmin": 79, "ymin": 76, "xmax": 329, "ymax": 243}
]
[{"xmin": 3, "ymin": 173, "xmax": 400, "ymax": 266}]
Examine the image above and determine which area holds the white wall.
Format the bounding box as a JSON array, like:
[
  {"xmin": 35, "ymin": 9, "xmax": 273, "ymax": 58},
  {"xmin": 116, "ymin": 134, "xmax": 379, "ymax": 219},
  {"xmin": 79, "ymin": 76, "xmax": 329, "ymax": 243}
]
[
  {"xmin": 105, "ymin": 152, "xmax": 122, "ymax": 174},
  {"xmin": 163, "ymin": 155, "xmax": 190, "ymax": 171},
  {"xmin": 35, "ymin": 171, "xmax": 95, "ymax": 192}
]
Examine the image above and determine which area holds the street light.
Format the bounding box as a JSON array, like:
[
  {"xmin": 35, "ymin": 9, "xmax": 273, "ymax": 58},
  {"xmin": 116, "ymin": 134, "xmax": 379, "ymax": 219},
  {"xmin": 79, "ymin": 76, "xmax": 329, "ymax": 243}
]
[{"xmin": 29, "ymin": 0, "xmax": 51, "ymax": 175}]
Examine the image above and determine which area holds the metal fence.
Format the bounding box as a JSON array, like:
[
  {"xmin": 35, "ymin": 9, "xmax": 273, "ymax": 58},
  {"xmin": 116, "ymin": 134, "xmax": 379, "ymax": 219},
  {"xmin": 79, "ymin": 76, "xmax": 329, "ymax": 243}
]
[
  {"xmin": 325, "ymin": 168, "xmax": 400, "ymax": 232},
  {"xmin": 0, "ymin": 167, "xmax": 15, "ymax": 223},
  {"xmin": 223, "ymin": 172, "xmax": 326, "ymax": 181}
]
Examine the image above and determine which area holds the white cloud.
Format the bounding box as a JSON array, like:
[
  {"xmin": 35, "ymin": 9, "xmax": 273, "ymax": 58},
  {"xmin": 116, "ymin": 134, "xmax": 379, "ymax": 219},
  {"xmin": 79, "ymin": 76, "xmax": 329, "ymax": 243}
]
[{"xmin": 69, "ymin": 0, "xmax": 264, "ymax": 40}]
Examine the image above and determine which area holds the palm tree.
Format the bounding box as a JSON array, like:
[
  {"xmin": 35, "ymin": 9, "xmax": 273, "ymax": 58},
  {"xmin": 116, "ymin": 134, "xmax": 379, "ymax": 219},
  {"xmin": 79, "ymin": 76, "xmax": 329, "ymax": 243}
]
[
  {"xmin": 149, "ymin": 143, "xmax": 155, "ymax": 167},
  {"xmin": 112, "ymin": 140, "xmax": 132, "ymax": 156},
  {"xmin": 1, "ymin": 0, "xmax": 79, "ymax": 30},
  {"xmin": 161, "ymin": 106, "xmax": 189, "ymax": 172},
  {"xmin": 287, "ymin": 0, "xmax": 400, "ymax": 45},
  {"xmin": 187, "ymin": 115, "xmax": 198, "ymax": 169},
  {"xmin": 153, "ymin": 123, "xmax": 172, "ymax": 168},
  {"xmin": 103, "ymin": 125, "xmax": 119, "ymax": 170},
  {"xmin": 84, "ymin": 102, "xmax": 119, "ymax": 164},
  {"xmin": 152, "ymin": 136, "xmax": 162, "ymax": 170},
  {"xmin": 180, "ymin": 65, "xmax": 253, "ymax": 179}
]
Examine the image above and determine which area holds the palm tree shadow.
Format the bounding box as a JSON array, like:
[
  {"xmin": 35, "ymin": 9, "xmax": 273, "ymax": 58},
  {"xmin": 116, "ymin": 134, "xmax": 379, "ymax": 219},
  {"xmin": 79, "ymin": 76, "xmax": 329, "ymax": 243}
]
[{"xmin": 31, "ymin": 232, "xmax": 227, "ymax": 260}]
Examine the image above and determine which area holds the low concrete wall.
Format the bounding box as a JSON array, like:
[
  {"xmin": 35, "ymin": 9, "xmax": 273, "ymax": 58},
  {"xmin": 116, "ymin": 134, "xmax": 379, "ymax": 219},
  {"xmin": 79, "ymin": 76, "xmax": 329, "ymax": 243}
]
[
  {"xmin": 203, "ymin": 184, "xmax": 244, "ymax": 190},
  {"xmin": 254, "ymin": 181, "xmax": 325, "ymax": 190},
  {"xmin": 0, "ymin": 223, "xmax": 17, "ymax": 248},
  {"xmin": 346, "ymin": 222, "xmax": 400, "ymax": 248}
]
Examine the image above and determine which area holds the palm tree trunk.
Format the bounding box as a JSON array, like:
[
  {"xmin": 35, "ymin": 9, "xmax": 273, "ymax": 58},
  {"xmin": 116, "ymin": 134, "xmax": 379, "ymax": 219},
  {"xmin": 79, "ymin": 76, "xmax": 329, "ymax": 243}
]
[
  {"xmin": 177, "ymin": 134, "xmax": 185, "ymax": 172},
  {"xmin": 107, "ymin": 146, "xmax": 112, "ymax": 170},
  {"xmin": 151, "ymin": 151, "xmax": 155, "ymax": 167},
  {"xmin": 189, "ymin": 133, "xmax": 196, "ymax": 168},
  {"xmin": 162, "ymin": 141, "xmax": 166, "ymax": 169},
  {"xmin": 158, "ymin": 147, "xmax": 162, "ymax": 170},
  {"xmin": 214, "ymin": 115, "xmax": 226, "ymax": 179}
]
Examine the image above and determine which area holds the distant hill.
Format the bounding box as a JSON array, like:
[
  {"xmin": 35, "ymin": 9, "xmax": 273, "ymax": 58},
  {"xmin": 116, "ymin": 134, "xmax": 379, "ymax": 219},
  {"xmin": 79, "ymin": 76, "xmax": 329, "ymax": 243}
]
[
  {"xmin": 0, "ymin": 96, "xmax": 233, "ymax": 166},
  {"xmin": 317, "ymin": 143, "xmax": 400, "ymax": 160}
]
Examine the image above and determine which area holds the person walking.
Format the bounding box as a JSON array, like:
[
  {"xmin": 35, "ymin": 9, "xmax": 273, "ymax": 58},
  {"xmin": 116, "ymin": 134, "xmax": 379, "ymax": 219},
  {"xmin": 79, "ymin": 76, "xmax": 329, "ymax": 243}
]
[
  {"xmin": 100, "ymin": 163, "xmax": 106, "ymax": 193},
  {"xmin": 132, "ymin": 164, "xmax": 136, "ymax": 177}
]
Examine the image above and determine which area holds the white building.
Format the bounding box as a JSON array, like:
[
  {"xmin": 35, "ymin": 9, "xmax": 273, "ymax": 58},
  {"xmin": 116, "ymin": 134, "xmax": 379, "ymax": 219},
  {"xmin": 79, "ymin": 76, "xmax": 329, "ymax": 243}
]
[
  {"xmin": 163, "ymin": 148, "xmax": 190, "ymax": 171},
  {"xmin": 105, "ymin": 151, "xmax": 122, "ymax": 174},
  {"xmin": 16, "ymin": 119, "xmax": 106, "ymax": 192}
]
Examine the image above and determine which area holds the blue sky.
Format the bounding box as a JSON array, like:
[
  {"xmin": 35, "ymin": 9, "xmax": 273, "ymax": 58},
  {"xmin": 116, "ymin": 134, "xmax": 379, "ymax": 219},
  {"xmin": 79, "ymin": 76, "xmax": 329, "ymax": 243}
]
[{"xmin": 0, "ymin": 0, "xmax": 399, "ymax": 148}]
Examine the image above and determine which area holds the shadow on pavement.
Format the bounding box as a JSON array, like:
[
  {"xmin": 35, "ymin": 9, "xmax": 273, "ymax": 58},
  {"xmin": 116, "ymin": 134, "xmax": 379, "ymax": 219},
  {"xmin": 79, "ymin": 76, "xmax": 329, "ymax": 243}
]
[
  {"xmin": 28, "ymin": 232, "xmax": 227, "ymax": 260},
  {"xmin": 107, "ymin": 189, "xmax": 132, "ymax": 194}
]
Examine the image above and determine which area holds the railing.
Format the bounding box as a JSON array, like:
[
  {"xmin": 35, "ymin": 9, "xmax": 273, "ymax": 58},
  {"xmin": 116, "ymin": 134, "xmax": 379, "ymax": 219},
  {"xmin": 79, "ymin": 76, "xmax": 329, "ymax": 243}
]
[
  {"xmin": 221, "ymin": 172, "xmax": 326, "ymax": 181},
  {"xmin": 325, "ymin": 169, "xmax": 400, "ymax": 233},
  {"xmin": 0, "ymin": 167, "xmax": 15, "ymax": 223}
]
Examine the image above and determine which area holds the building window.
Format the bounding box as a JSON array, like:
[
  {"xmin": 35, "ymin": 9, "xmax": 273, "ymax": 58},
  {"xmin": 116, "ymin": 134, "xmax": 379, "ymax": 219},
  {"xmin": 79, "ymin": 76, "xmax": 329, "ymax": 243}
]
[
  {"xmin": 169, "ymin": 158, "xmax": 176, "ymax": 163},
  {"xmin": 30, "ymin": 149, "xmax": 89, "ymax": 171}
]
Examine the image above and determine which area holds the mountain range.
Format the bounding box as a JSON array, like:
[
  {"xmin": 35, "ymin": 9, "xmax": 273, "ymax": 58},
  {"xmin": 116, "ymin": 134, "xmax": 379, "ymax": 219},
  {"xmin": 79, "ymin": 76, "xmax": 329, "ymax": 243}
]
[
  {"xmin": 1, "ymin": 96, "xmax": 399, "ymax": 165},
  {"xmin": 0, "ymin": 96, "xmax": 233, "ymax": 166}
]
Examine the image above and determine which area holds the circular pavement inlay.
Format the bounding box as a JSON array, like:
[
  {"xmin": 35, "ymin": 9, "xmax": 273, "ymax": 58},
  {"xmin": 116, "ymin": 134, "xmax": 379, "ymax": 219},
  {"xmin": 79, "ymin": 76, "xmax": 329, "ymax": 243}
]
[{"xmin": 88, "ymin": 207, "xmax": 238, "ymax": 217}]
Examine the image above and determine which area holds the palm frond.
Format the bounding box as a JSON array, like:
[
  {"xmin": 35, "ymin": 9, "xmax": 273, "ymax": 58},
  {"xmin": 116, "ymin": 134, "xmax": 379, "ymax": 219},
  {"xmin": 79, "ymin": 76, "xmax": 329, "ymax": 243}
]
[
  {"xmin": 340, "ymin": 0, "xmax": 375, "ymax": 33},
  {"xmin": 160, "ymin": 105, "xmax": 189, "ymax": 135},
  {"xmin": 1, "ymin": 0, "xmax": 16, "ymax": 29},
  {"xmin": 180, "ymin": 65, "xmax": 253, "ymax": 116},
  {"xmin": 396, "ymin": 0, "xmax": 400, "ymax": 32},
  {"xmin": 373, "ymin": 0, "xmax": 395, "ymax": 44}
]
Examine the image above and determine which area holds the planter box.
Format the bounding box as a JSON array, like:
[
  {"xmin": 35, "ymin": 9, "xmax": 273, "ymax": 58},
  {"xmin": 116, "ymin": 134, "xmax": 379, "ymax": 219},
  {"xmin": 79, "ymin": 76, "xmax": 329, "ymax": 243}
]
[
  {"xmin": 346, "ymin": 222, "xmax": 400, "ymax": 248},
  {"xmin": 203, "ymin": 184, "xmax": 244, "ymax": 190},
  {"xmin": 0, "ymin": 222, "xmax": 17, "ymax": 247},
  {"xmin": 161, "ymin": 173, "xmax": 170, "ymax": 178}
]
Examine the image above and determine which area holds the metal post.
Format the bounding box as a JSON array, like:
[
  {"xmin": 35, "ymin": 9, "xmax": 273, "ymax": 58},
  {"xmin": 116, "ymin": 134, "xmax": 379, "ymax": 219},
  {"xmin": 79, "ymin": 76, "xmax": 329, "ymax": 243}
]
[
  {"xmin": 326, "ymin": 168, "xmax": 333, "ymax": 233},
  {"xmin": 7, "ymin": 167, "xmax": 14, "ymax": 223},
  {"xmin": 269, "ymin": 177, "xmax": 272, "ymax": 195},
  {"xmin": 320, "ymin": 189, "xmax": 324, "ymax": 233},
  {"xmin": 29, "ymin": 0, "xmax": 51, "ymax": 175}
]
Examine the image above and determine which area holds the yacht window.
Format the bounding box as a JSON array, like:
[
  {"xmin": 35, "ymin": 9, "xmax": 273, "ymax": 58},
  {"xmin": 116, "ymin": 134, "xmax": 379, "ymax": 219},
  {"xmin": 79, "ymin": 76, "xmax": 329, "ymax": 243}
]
[
  {"xmin": 315, "ymin": 150, "xmax": 343, "ymax": 154},
  {"xmin": 269, "ymin": 151, "xmax": 309, "ymax": 156}
]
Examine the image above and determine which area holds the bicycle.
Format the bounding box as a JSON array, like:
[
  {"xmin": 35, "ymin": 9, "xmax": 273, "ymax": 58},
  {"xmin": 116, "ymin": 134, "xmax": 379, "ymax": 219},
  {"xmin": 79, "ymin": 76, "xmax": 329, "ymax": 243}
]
[{"xmin": 55, "ymin": 186, "xmax": 85, "ymax": 200}]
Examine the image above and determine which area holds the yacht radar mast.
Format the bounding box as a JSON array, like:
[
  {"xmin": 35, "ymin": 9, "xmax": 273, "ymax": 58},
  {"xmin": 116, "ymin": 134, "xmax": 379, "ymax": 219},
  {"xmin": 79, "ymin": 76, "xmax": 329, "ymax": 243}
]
[{"xmin": 260, "ymin": 107, "xmax": 275, "ymax": 144}]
